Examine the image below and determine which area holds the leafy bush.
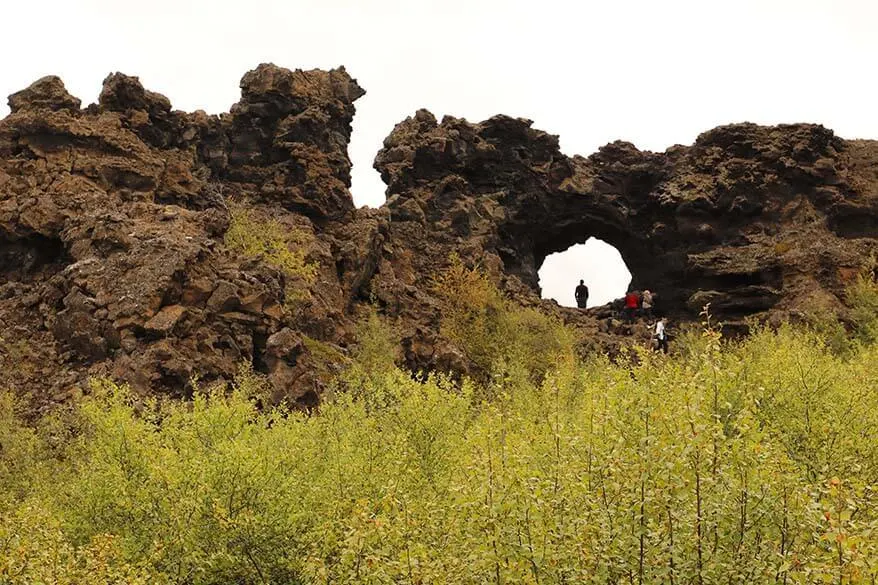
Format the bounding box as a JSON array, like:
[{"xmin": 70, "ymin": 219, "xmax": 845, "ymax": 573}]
[
  {"xmin": 350, "ymin": 306, "xmax": 400, "ymax": 377},
  {"xmin": 224, "ymin": 203, "xmax": 317, "ymax": 310},
  {"xmin": 0, "ymin": 393, "xmax": 47, "ymax": 508},
  {"xmin": 432, "ymin": 253, "xmax": 574, "ymax": 382},
  {"xmin": 2, "ymin": 322, "xmax": 878, "ymax": 583},
  {"xmin": 803, "ymin": 270, "xmax": 878, "ymax": 357},
  {"xmin": 847, "ymin": 271, "xmax": 878, "ymax": 345}
]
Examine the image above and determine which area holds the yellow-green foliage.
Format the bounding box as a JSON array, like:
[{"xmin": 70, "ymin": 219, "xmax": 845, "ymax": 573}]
[
  {"xmin": 0, "ymin": 338, "xmax": 37, "ymax": 381},
  {"xmin": 847, "ymin": 271, "xmax": 878, "ymax": 345},
  {"xmin": 302, "ymin": 335, "xmax": 351, "ymax": 386},
  {"xmin": 352, "ymin": 306, "xmax": 399, "ymax": 376},
  {"xmin": 0, "ymin": 393, "xmax": 45, "ymax": 503},
  {"xmin": 433, "ymin": 253, "xmax": 575, "ymax": 381},
  {"xmin": 3, "ymin": 324, "xmax": 878, "ymax": 583},
  {"xmin": 301, "ymin": 308, "xmax": 399, "ymax": 394},
  {"xmin": 1, "ymin": 507, "xmax": 156, "ymax": 585},
  {"xmin": 806, "ymin": 271, "xmax": 878, "ymax": 356},
  {"xmin": 224, "ymin": 204, "xmax": 317, "ymax": 308}
]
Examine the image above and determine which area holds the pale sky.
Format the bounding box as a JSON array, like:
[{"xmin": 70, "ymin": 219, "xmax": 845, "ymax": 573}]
[{"xmin": 2, "ymin": 0, "xmax": 876, "ymax": 307}]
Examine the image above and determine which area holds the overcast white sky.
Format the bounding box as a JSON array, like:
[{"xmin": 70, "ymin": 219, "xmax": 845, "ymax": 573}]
[{"xmin": 2, "ymin": 0, "xmax": 876, "ymax": 307}]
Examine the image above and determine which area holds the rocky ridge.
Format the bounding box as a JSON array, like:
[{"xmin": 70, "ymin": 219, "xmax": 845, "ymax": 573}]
[{"xmin": 2, "ymin": 64, "xmax": 877, "ymax": 409}]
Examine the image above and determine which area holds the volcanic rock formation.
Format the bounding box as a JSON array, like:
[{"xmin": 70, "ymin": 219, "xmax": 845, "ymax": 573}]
[
  {"xmin": 1, "ymin": 64, "xmax": 877, "ymax": 410},
  {"xmin": 374, "ymin": 112, "xmax": 878, "ymax": 332}
]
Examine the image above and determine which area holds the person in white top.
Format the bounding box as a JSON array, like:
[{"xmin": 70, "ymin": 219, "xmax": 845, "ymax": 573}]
[{"xmin": 654, "ymin": 317, "xmax": 669, "ymax": 354}]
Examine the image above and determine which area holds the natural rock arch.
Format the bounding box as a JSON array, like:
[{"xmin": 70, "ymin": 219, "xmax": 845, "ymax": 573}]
[
  {"xmin": 538, "ymin": 240, "xmax": 632, "ymax": 308},
  {"xmin": 374, "ymin": 112, "xmax": 878, "ymax": 330},
  {"xmin": 2, "ymin": 63, "xmax": 878, "ymax": 409}
]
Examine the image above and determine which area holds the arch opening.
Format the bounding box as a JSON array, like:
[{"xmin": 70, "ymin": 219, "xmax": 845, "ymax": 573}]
[{"xmin": 538, "ymin": 238, "xmax": 632, "ymax": 308}]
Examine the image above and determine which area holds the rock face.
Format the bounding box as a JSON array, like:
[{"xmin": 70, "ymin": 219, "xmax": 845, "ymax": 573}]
[
  {"xmin": 0, "ymin": 65, "xmax": 371, "ymax": 409},
  {"xmin": 2, "ymin": 64, "xmax": 877, "ymax": 410},
  {"xmin": 373, "ymin": 113, "xmax": 878, "ymax": 338}
]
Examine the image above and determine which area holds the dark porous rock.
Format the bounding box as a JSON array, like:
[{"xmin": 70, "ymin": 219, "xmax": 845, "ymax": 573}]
[
  {"xmin": 2, "ymin": 64, "xmax": 878, "ymax": 413},
  {"xmin": 144, "ymin": 305, "xmax": 186, "ymax": 336},
  {"xmin": 8, "ymin": 76, "xmax": 81, "ymax": 113}
]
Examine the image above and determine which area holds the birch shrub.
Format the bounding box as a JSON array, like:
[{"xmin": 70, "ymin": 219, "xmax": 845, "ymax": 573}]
[
  {"xmin": 224, "ymin": 203, "xmax": 317, "ymax": 311},
  {"xmin": 1, "ymin": 329, "xmax": 878, "ymax": 583},
  {"xmin": 432, "ymin": 253, "xmax": 575, "ymax": 383}
]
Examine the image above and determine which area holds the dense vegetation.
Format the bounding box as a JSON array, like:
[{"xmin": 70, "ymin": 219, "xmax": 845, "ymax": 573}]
[
  {"xmin": 2, "ymin": 270, "xmax": 878, "ymax": 584},
  {"xmin": 224, "ymin": 202, "xmax": 317, "ymax": 310}
]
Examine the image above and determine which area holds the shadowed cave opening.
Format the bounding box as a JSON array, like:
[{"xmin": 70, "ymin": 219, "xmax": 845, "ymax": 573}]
[
  {"xmin": 0, "ymin": 231, "xmax": 68, "ymax": 284},
  {"xmin": 538, "ymin": 238, "xmax": 632, "ymax": 308}
]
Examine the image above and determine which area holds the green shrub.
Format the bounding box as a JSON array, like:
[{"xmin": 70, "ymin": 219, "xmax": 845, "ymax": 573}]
[
  {"xmin": 2, "ymin": 318, "xmax": 878, "ymax": 583},
  {"xmin": 847, "ymin": 271, "xmax": 878, "ymax": 345},
  {"xmin": 0, "ymin": 393, "xmax": 51, "ymax": 507},
  {"xmin": 224, "ymin": 203, "xmax": 318, "ymax": 311},
  {"xmin": 801, "ymin": 270, "xmax": 878, "ymax": 357},
  {"xmin": 807, "ymin": 309, "xmax": 856, "ymax": 357},
  {"xmin": 432, "ymin": 253, "xmax": 574, "ymax": 382},
  {"xmin": 351, "ymin": 306, "xmax": 400, "ymax": 377},
  {"xmin": 302, "ymin": 335, "xmax": 351, "ymax": 386}
]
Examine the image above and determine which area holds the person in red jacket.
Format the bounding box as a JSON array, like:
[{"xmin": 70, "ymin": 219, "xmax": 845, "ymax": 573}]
[{"xmin": 624, "ymin": 290, "xmax": 639, "ymax": 321}]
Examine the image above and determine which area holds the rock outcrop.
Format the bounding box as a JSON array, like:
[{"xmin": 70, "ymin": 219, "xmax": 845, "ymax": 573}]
[
  {"xmin": 0, "ymin": 65, "xmax": 371, "ymax": 409},
  {"xmin": 373, "ymin": 113, "xmax": 878, "ymax": 340},
  {"xmin": 2, "ymin": 64, "xmax": 877, "ymax": 410}
]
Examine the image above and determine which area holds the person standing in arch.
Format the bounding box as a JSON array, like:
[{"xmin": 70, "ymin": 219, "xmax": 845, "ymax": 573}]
[{"xmin": 575, "ymin": 279, "xmax": 589, "ymax": 309}]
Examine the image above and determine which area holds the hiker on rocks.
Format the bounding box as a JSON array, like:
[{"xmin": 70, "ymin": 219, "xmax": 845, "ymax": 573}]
[
  {"xmin": 575, "ymin": 279, "xmax": 589, "ymax": 309},
  {"xmin": 624, "ymin": 289, "xmax": 639, "ymax": 321},
  {"xmin": 641, "ymin": 289, "xmax": 654, "ymax": 318},
  {"xmin": 654, "ymin": 317, "xmax": 669, "ymax": 354}
]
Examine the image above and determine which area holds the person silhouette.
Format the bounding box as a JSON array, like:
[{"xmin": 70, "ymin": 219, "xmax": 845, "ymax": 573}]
[{"xmin": 575, "ymin": 279, "xmax": 589, "ymax": 309}]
